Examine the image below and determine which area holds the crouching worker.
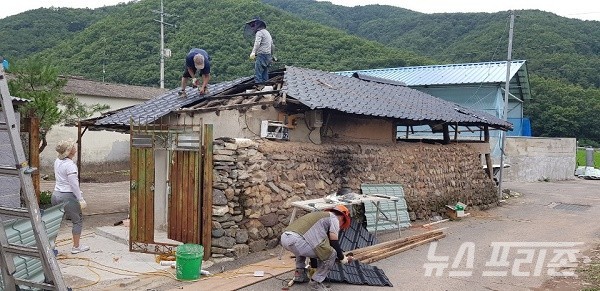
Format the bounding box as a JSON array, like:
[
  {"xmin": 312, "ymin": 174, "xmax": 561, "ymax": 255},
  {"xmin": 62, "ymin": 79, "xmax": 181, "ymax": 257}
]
[{"xmin": 280, "ymin": 205, "xmax": 353, "ymax": 291}]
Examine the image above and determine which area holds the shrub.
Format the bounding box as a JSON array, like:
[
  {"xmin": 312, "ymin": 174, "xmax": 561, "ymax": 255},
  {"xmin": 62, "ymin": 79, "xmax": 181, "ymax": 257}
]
[{"xmin": 39, "ymin": 191, "xmax": 52, "ymax": 205}]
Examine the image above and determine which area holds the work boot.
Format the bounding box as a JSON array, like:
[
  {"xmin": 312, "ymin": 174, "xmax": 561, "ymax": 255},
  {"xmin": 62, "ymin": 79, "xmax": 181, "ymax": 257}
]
[
  {"xmin": 178, "ymin": 90, "xmax": 187, "ymax": 97},
  {"xmin": 309, "ymin": 280, "xmax": 331, "ymax": 291},
  {"xmin": 293, "ymin": 268, "xmax": 309, "ymax": 283}
]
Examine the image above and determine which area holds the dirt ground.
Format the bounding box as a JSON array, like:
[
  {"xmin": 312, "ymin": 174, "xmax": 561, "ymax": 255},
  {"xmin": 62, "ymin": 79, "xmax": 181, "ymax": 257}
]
[{"xmin": 37, "ymin": 164, "xmax": 600, "ymax": 290}]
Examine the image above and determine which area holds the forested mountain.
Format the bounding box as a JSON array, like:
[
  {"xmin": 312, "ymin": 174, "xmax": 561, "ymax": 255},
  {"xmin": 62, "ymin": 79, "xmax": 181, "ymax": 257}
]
[
  {"xmin": 0, "ymin": 0, "xmax": 598, "ymax": 144},
  {"xmin": 263, "ymin": 0, "xmax": 600, "ymax": 89},
  {"xmin": 0, "ymin": 0, "xmax": 431, "ymax": 86},
  {"xmin": 0, "ymin": 5, "xmax": 127, "ymax": 60}
]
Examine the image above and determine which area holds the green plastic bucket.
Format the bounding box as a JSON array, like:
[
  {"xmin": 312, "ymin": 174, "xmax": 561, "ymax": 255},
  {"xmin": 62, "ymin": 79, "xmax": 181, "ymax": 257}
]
[{"xmin": 176, "ymin": 244, "xmax": 204, "ymax": 281}]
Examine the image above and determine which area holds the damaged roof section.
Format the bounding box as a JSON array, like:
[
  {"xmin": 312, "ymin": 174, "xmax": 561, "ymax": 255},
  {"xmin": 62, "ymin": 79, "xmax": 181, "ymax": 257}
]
[
  {"xmin": 91, "ymin": 77, "xmax": 252, "ymax": 129},
  {"xmin": 89, "ymin": 66, "xmax": 511, "ymax": 131}
]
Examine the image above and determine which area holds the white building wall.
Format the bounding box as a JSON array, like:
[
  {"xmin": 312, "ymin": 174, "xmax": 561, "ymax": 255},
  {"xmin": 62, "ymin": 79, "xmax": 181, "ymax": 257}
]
[{"xmin": 40, "ymin": 95, "xmax": 144, "ymax": 166}]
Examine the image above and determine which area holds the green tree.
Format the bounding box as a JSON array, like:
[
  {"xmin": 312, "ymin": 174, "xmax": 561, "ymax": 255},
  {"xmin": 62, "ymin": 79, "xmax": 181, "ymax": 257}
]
[{"xmin": 8, "ymin": 57, "xmax": 110, "ymax": 153}]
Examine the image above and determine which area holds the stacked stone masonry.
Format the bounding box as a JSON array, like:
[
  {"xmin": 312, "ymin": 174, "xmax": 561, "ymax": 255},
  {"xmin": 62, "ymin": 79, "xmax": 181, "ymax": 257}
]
[{"xmin": 210, "ymin": 138, "xmax": 497, "ymax": 260}]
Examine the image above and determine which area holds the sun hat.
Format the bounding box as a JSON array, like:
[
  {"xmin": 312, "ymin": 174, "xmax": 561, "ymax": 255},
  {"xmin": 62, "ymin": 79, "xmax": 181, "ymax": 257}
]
[{"xmin": 56, "ymin": 139, "xmax": 76, "ymax": 160}]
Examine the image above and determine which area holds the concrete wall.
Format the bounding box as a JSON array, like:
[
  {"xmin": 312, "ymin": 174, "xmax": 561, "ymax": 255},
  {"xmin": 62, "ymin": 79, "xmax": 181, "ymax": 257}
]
[
  {"xmin": 503, "ymin": 137, "xmax": 576, "ymax": 182},
  {"xmin": 208, "ymin": 138, "xmax": 498, "ymax": 261},
  {"xmin": 40, "ymin": 95, "xmax": 143, "ymax": 166}
]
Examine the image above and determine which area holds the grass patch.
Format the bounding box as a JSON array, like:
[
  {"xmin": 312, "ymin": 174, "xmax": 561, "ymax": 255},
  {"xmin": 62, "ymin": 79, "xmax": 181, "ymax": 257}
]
[
  {"xmin": 580, "ymin": 262, "xmax": 600, "ymax": 290},
  {"xmin": 577, "ymin": 148, "xmax": 600, "ymax": 167}
]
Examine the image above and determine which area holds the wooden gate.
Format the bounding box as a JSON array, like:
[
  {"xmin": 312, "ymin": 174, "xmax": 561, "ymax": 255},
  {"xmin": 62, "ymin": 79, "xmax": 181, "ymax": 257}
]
[
  {"xmin": 129, "ymin": 123, "xmax": 213, "ymax": 258},
  {"xmin": 168, "ymin": 132, "xmax": 202, "ymax": 243},
  {"xmin": 129, "ymin": 132, "xmax": 160, "ymax": 251}
]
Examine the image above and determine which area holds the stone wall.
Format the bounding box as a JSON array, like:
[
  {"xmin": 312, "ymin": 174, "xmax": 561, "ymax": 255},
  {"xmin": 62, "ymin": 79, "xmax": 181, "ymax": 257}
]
[{"xmin": 210, "ymin": 138, "xmax": 498, "ymax": 261}]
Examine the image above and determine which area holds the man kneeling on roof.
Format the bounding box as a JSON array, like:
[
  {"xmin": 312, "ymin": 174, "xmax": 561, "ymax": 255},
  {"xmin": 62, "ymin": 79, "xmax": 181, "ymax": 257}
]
[{"xmin": 280, "ymin": 205, "xmax": 354, "ymax": 291}]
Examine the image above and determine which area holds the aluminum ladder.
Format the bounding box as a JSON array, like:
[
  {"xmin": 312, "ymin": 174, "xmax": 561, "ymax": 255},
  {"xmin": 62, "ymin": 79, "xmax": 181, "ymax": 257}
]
[{"xmin": 0, "ymin": 67, "xmax": 67, "ymax": 290}]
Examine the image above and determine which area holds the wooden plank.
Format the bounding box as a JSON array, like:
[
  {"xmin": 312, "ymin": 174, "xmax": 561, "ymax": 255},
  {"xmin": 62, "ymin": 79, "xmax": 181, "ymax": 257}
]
[
  {"xmin": 168, "ymin": 151, "xmax": 178, "ymax": 241},
  {"xmin": 351, "ymin": 229, "xmax": 444, "ymax": 257},
  {"xmin": 129, "ymin": 145, "xmax": 139, "ymax": 247},
  {"xmin": 144, "ymin": 146, "xmax": 155, "ymax": 243},
  {"xmin": 353, "ymin": 231, "xmax": 442, "ymax": 261},
  {"xmin": 190, "ymin": 152, "xmax": 202, "ymax": 244},
  {"xmin": 137, "ymin": 148, "xmax": 146, "ymax": 242},
  {"xmin": 170, "ymin": 253, "xmax": 295, "ymax": 290},
  {"xmin": 181, "ymin": 150, "xmax": 190, "ymax": 242},
  {"xmin": 26, "ymin": 117, "xmax": 41, "ymax": 199},
  {"xmin": 201, "ymin": 124, "xmax": 213, "ymax": 259},
  {"xmin": 175, "ymin": 151, "xmax": 184, "ymax": 242},
  {"xmin": 362, "ymin": 234, "xmax": 446, "ymax": 264}
]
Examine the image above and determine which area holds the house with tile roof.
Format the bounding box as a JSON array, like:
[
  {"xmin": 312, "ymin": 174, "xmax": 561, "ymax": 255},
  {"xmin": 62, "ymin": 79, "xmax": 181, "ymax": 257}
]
[
  {"xmin": 83, "ymin": 66, "xmax": 510, "ymax": 258},
  {"xmin": 39, "ymin": 76, "xmax": 167, "ymax": 167},
  {"xmin": 337, "ymin": 61, "xmax": 531, "ymax": 157}
]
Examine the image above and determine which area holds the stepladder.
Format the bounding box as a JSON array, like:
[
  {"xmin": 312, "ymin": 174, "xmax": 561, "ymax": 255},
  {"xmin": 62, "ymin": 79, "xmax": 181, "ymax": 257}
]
[{"xmin": 0, "ymin": 67, "xmax": 68, "ymax": 290}]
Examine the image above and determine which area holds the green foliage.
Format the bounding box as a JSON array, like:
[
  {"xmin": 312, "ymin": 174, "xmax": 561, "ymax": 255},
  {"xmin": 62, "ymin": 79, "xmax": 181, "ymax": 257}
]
[
  {"xmin": 0, "ymin": 6, "xmax": 126, "ymax": 61},
  {"xmin": 524, "ymin": 76, "xmax": 600, "ymax": 144},
  {"xmin": 576, "ymin": 148, "xmax": 600, "ymax": 167},
  {"xmin": 7, "ymin": 57, "xmax": 111, "ymax": 152},
  {"xmin": 39, "ymin": 191, "xmax": 52, "ymax": 206},
  {"xmin": 8, "ymin": 56, "xmax": 67, "ymax": 135},
  {"xmin": 1, "ymin": 0, "xmax": 599, "ymax": 144},
  {"xmin": 61, "ymin": 95, "xmax": 111, "ymax": 125},
  {"xmin": 0, "ymin": 0, "xmax": 431, "ymax": 87},
  {"xmin": 264, "ymin": 0, "xmax": 600, "ymax": 145}
]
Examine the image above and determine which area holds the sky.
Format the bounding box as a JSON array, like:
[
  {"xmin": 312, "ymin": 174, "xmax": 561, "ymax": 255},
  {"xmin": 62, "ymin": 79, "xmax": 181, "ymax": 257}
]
[
  {"xmin": 0, "ymin": 0, "xmax": 599, "ymax": 21},
  {"xmin": 317, "ymin": 0, "xmax": 600, "ymax": 21}
]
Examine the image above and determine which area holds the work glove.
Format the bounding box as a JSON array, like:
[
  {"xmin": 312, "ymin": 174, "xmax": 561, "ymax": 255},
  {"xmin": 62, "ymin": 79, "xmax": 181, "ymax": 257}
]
[
  {"xmin": 249, "ymin": 52, "xmax": 256, "ymax": 60},
  {"xmin": 192, "ymin": 78, "xmax": 199, "ymax": 88},
  {"xmin": 199, "ymin": 86, "xmax": 208, "ymax": 95},
  {"xmin": 341, "ymin": 255, "xmax": 349, "ymax": 264},
  {"xmin": 340, "ymin": 254, "xmax": 354, "ymax": 264},
  {"xmin": 78, "ymin": 199, "xmax": 87, "ymax": 209}
]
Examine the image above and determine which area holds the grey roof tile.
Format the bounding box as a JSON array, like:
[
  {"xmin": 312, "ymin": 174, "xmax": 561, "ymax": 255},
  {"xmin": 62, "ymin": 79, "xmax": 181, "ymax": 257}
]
[
  {"xmin": 327, "ymin": 259, "xmax": 393, "ymax": 287},
  {"xmin": 95, "ymin": 77, "xmax": 252, "ymax": 127},
  {"xmin": 283, "ymin": 66, "xmax": 511, "ymax": 130},
  {"xmin": 340, "ymin": 220, "xmax": 378, "ymax": 252}
]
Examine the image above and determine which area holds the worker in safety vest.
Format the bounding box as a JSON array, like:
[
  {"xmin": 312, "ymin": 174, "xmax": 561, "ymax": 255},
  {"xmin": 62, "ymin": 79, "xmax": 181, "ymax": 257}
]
[{"xmin": 280, "ymin": 205, "xmax": 353, "ymax": 291}]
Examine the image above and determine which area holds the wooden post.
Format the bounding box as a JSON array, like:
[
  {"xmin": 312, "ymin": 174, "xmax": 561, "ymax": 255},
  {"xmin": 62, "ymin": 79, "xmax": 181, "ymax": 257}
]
[
  {"xmin": 483, "ymin": 126, "xmax": 494, "ymax": 180},
  {"xmin": 77, "ymin": 121, "xmax": 82, "ymax": 182},
  {"xmin": 443, "ymin": 124, "xmax": 450, "ymax": 144},
  {"xmin": 28, "ymin": 117, "xmax": 41, "ymax": 200},
  {"xmin": 201, "ymin": 124, "xmax": 213, "ymax": 260}
]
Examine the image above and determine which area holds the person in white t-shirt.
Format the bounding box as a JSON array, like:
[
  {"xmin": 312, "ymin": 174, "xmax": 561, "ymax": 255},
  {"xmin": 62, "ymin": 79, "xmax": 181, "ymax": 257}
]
[{"xmin": 52, "ymin": 139, "xmax": 90, "ymax": 254}]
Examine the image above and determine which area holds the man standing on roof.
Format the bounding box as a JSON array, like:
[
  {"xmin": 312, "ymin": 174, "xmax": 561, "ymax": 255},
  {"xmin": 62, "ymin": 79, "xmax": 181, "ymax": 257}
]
[
  {"xmin": 280, "ymin": 205, "xmax": 354, "ymax": 291},
  {"xmin": 246, "ymin": 17, "xmax": 274, "ymax": 85},
  {"xmin": 179, "ymin": 48, "xmax": 211, "ymax": 97}
]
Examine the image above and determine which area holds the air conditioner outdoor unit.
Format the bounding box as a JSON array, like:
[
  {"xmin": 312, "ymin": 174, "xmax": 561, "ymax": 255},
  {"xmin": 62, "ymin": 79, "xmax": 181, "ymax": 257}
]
[{"xmin": 260, "ymin": 120, "xmax": 289, "ymax": 140}]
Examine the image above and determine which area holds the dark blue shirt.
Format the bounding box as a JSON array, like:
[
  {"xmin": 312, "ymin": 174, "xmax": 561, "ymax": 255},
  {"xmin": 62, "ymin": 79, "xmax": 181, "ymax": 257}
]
[{"xmin": 185, "ymin": 49, "xmax": 211, "ymax": 75}]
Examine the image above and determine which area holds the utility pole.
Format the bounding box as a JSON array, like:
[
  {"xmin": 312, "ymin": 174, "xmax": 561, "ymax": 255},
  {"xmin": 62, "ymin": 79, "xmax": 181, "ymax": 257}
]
[
  {"xmin": 497, "ymin": 10, "xmax": 515, "ymax": 199},
  {"xmin": 153, "ymin": 0, "xmax": 176, "ymax": 88}
]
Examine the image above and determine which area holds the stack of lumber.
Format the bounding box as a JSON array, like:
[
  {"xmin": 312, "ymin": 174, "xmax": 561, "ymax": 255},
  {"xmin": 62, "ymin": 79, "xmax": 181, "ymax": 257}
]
[{"xmin": 350, "ymin": 229, "xmax": 445, "ymax": 264}]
